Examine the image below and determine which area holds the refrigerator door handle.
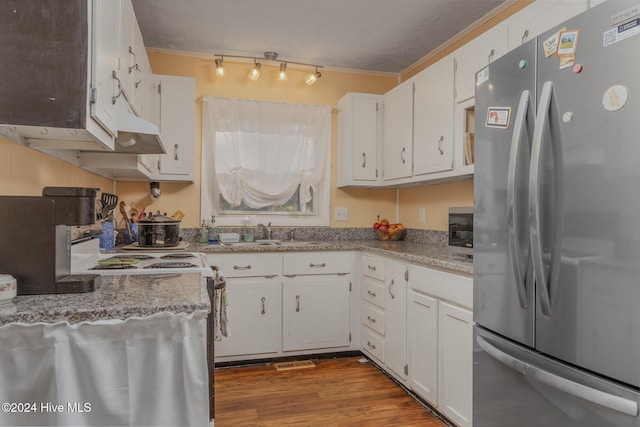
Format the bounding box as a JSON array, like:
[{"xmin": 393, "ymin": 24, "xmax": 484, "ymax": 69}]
[
  {"xmin": 507, "ymin": 90, "xmax": 534, "ymax": 310},
  {"xmin": 529, "ymin": 81, "xmax": 564, "ymax": 317},
  {"xmin": 477, "ymin": 335, "xmax": 639, "ymax": 417}
]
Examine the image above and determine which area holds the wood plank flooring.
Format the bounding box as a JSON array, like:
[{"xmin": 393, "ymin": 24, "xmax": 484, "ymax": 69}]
[{"xmin": 215, "ymin": 356, "xmax": 448, "ymax": 427}]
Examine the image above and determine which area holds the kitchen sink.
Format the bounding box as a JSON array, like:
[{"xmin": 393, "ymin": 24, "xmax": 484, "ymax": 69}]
[{"xmin": 215, "ymin": 241, "xmax": 321, "ymax": 248}]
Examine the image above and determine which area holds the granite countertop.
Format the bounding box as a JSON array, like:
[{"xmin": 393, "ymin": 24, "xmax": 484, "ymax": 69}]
[
  {"xmin": 0, "ymin": 272, "xmax": 209, "ymax": 326},
  {"xmin": 191, "ymin": 239, "xmax": 473, "ymax": 275}
]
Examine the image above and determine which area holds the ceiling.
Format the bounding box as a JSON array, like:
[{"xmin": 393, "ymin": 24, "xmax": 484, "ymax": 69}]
[{"xmin": 131, "ymin": 0, "xmax": 508, "ymax": 74}]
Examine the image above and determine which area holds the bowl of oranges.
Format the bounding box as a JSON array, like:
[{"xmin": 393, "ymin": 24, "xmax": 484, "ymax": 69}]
[{"xmin": 373, "ymin": 218, "xmax": 406, "ymax": 241}]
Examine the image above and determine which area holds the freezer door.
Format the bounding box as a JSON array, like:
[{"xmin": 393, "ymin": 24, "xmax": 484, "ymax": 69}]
[
  {"xmin": 474, "ymin": 326, "xmax": 640, "ymax": 427},
  {"xmin": 532, "ymin": 0, "xmax": 640, "ymax": 387},
  {"xmin": 473, "ymin": 41, "xmax": 536, "ymax": 347}
]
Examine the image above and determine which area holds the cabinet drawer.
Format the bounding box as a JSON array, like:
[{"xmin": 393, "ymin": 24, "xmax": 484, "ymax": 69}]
[
  {"xmin": 361, "ymin": 302, "xmax": 385, "ymax": 335},
  {"xmin": 361, "ymin": 277, "xmax": 385, "ymax": 309},
  {"xmin": 283, "ymin": 252, "xmax": 350, "ymax": 276},
  {"xmin": 208, "ymin": 253, "xmax": 281, "ymax": 278},
  {"xmin": 361, "ymin": 253, "xmax": 385, "ymax": 281},
  {"xmin": 409, "ymin": 265, "xmax": 473, "ymax": 310},
  {"xmin": 361, "ymin": 328, "xmax": 384, "ymax": 363}
]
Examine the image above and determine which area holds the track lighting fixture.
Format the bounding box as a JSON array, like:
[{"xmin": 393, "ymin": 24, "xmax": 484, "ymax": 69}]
[
  {"xmin": 304, "ymin": 67, "xmax": 322, "ymax": 86},
  {"xmin": 213, "ymin": 51, "xmax": 323, "ymax": 85},
  {"xmin": 248, "ymin": 60, "xmax": 262, "ymax": 81},
  {"xmin": 215, "ymin": 58, "xmax": 224, "ymax": 77}
]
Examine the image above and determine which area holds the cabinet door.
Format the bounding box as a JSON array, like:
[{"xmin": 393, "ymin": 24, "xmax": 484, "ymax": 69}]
[
  {"xmin": 282, "ymin": 276, "xmax": 350, "ymax": 351},
  {"xmin": 413, "ymin": 56, "xmax": 454, "ymax": 176},
  {"xmin": 384, "ymin": 260, "xmax": 407, "ymax": 380},
  {"xmin": 438, "ymin": 302, "xmax": 473, "ymax": 427},
  {"xmin": 90, "ymin": 0, "xmax": 120, "ymax": 136},
  {"xmin": 454, "ymin": 22, "xmax": 508, "ymax": 103},
  {"xmin": 337, "ymin": 93, "xmax": 381, "ymax": 186},
  {"xmin": 408, "ymin": 290, "xmax": 439, "ymax": 406},
  {"xmin": 382, "ymin": 82, "xmax": 413, "ymax": 180},
  {"xmin": 215, "ymin": 278, "xmax": 281, "ymax": 357},
  {"xmin": 155, "ymin": 75, "xmax": 196, "ymax": 181},
  {"xmin": 507, "ymin": 1, "xmax": 588, "ymax": 50}
]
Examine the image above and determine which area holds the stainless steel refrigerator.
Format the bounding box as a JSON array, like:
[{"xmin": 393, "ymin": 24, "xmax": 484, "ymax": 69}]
[{"xmin": 473, "ymin": 2, "xmax": 640, "ymax": 426}]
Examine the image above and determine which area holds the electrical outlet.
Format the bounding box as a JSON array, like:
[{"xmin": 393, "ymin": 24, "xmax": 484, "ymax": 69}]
[
  {"xmin": 335, "ymin": 207, "xmax": 349, "ymax": 221},
  {"xmin": 418, "ymin": 207, "xmax": 426, "ymax": 223}
]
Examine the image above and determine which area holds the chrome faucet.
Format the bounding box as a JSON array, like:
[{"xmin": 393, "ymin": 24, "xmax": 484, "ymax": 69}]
[{"xmin": 258, "ymin": 222, "xmax": 272, "ymax": 240}]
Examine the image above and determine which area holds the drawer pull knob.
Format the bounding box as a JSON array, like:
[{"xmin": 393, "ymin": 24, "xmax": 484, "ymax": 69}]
[
  {"xmin": 233, "ymin": 265, "xmax": 252, "ymax": 270},
  {"xmin": 367, "ymin": 290, "xmax": 376, "ymax": 297},
  {"xmin": 367, "ymin": 316, "xmax": 376, "ymax": 323},
  {"xmin": 309, "ymin": 262, "xmax": 326, "ymax": 268},
  {"xmin": 368, "ymin": 265, "xmax": 376, "ymax": 271},
  {"xmin": 367, "ymin": 341, "xmax": 376, "ymax": 350}
]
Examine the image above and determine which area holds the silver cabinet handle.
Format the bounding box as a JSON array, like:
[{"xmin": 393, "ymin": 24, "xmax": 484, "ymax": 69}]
[
  {"xmin": 128, "ymin": 46, "xmax": 137, "ymax": 74},
  {"xmin": 367, "ymin": 315, "xmax": 376, "ymax": 323},
  {"xmin": 173, "ymin": 144, "xmax": 179, "ymax": 161},
  {"xmin": 309, "ymin": 262, "xmax": 326, "ymax": 268},
  {"xmin": 507, "ymin": 90, "xmax": 534, "ymax": 310},
  {"xmin": 388, "ymin": 279, "xmax": 395, "ymax": 299},
  {"xmin": 477, "ymin": 335, "xmax": 639, "ymax": 417},
  {"xmin": 134, "ymin": 65, "xmax": 142, "ymax": 88},
  {"xmin": 367, "ymin": 265, "xmax": 376, "ymax": 271},
  {"xmin": 295, "ymin": 295, "xmax": 300, "ymax": 312},
  {"xmin": 400, "ymin": 147, "xmax": 407, "ymax": 164},
  {"xmin": 261, "ymin": 297, "xmax": 266, "ymax": 315},
  {"xmin": 521, "ymin": 29, "xmax": 529, "ymax": 45},
  {"xmin": 111, "ymin": 70, "xmax": 122, "ymax": 105},
  {"xmin": 233, "ymin": 265, "xmax": 251, "ymax": 270},
  {"xmin": 437, "ymin": 136, "xmax": 444, "ymax": 155},
  {"xmin": 367, "ymin": 341, "xmax": 376, "ymax": 350},
  {"xmin": 367, "ymin": 290, "xmax": 376, "ymax": 297},
  {"xmin": 362, "ymin": 152, "xmax": 366, "ymax": 168}
]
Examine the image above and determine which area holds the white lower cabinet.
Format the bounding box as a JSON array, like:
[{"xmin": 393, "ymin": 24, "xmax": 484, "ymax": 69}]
[
  {"xmin": 282, "ymin": 276, "xmax": 351, "ymax": 351},
  {"xmin": 407, "ymin": 264, "xmax": 473, "ymax": 427},
  {"xmin": 384, "ymin": 259, "xmax": 408, "ymax": 381},
  {"xmin": 407, "ymin": 290, "xmax": 438, "ymax": 405},
  {"xmin": 209, "ymin": 251, "xmax": 355, "ymax": 361},
  {"xmin": 215, "ymin": 278, "xmax": 281, "ymax": 357},
  {"xmin": 438, "ymin": 301, "xmax": 473, "ymax": 427}
]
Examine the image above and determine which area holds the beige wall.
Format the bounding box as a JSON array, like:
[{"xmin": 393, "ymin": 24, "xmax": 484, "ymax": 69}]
[
  {"xmin": 399, "ymin": 181, "xmax": 474, "ymax": 231},
  {"xmin": 114, "ymin": 53, "xmax": 400, "ymax": 228},
  {"xmin": 0, "ymin": 138, "xmax": 112, "ymax": 196}
]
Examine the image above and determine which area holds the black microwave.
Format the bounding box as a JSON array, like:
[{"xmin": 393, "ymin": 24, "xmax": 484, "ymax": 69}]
[{"xmin": 448, "ymin": 207, "xmax": 473, "ymax": 257}]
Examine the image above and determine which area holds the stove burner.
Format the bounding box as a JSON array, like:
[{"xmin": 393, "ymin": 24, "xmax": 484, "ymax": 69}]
[
  {"xmin": 160, "ymin": 253, "xmax": 195, "ymax": 259},
  {"xmin": 91, "ymin": 264, "xmax": 137, "ymax": 270},
  {"xmin": 112, "ymin": 254, "xmax": 156, "ymax": 260},
  {"xmin": 143, "ymin": 262, "xmax": 198, "ymax": 269}
]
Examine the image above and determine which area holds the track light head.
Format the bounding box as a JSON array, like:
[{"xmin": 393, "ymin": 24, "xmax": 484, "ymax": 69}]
[
  {"xmin": 278, "ymin": 62, "xmax": 287, "ymax": 82},
  {"xmin": 305, "ymin": 68, "xmax": 321, "ymax": 86},
  {"xmin": 249, "ymin": 61, "xmax": 262, "ymax": 81},
  {"xmin": 215, "ymin": 58, "xmax": 224, "ymax": 77}
]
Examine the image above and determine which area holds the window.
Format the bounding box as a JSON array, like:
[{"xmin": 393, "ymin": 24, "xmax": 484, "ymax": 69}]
[{"xmin": 201, "ymin": 97, "xmax": 331, "ymax": 226}]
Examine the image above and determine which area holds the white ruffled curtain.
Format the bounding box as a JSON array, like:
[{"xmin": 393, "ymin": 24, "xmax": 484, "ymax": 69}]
[{"xmin": 202, "ymin": 97, "xmax": 331, "ymax": 210}]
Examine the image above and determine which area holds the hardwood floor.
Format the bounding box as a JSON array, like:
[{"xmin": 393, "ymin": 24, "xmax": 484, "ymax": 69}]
[{"xmin": 214, "ymin": 356, "xmax": 448, "ymax": 427}]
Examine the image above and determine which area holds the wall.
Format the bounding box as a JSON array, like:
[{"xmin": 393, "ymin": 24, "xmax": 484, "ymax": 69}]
[
  {"xmin": 115, "ymin": 53, "xmax": 400, "ymax": 228},
  {"xmin": 0, "ymin": 137, "xmax": 112, "ymax": 196},
  {"xmin": 399, "ymin": 181, "xmax": 473, "ymax": 230}
]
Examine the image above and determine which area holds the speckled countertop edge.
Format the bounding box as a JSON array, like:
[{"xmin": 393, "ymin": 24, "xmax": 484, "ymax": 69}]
[
  {"xmin": 0, "ymin": 272, "xmax": 210, "ymax": 326},
  {"xmin": 192, "ymin": 240, "xmax": 473, "ymax": 275}
]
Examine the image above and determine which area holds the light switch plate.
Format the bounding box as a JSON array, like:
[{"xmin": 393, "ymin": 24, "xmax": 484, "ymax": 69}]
[
  {"xmin": 335, "ymin": 207, "xmax": 349, "ymax": 221},
  {"xmin": 418, "ymin": 207, "xmax": 426, "ymax": 223}
]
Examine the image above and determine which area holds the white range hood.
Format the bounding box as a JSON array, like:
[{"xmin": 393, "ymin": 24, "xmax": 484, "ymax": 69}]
[{"xmin": 114, "ymin": 108, "xmax": 166, "ymax": 155}]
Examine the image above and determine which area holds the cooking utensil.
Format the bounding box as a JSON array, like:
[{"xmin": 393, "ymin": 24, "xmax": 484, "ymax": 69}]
[
  {"xmin": 100, "ymin": 193, "xmax": 118, "ymax": 220},
  {"xmin": 172, "ymin": 210, "xmax": 185, "ymax": 220},
  {"xmin": 119, "ymin": 201, "xmax": 132, "ymax": 237}
]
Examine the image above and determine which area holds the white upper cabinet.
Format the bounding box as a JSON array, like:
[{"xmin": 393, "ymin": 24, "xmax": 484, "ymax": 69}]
[
  {"xmin": 507, "ymin": 1, "xmax": 589, "ymax": 50},
  {"xmin": 413, "ymin": 55, "xmax": 454, "ymax": 176},
  {"xmin": 337, "ymin": 93, "xmax": 383, "ymax": 187},
  {"xmin": 118, "ymin": 0, "xmax": 148, "ymax": 116},
  {"xmin": 152, "ymin": 75, "xmax": 196, "ymax": 182},
  {"xmin": 90, "ymin": 0, "xmax": 121, "ymax": 138},
  {"xmin": 382, "ymin": 82, "xmax": 414, "ymax": 181},
  {"xmin": 454, "ymin": 21, "xmax": 508, "ymax": 104}
]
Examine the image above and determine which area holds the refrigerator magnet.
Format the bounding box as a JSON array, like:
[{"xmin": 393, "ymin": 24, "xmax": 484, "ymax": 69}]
[
  {"xmin": 543, "ymin": 27, "xmax": 566, "ymax": 58},
  {"xmin": 485, "ymin": 107, "xmax": 511, "ymax": 129},
  {"xmin": 556, "ymin": 29, "xmax": 580, "ymax": 57}
]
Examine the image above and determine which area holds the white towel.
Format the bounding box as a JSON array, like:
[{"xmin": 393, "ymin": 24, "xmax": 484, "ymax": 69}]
[{"xmin": 214, "ymin": 270, "xmax": 230, "ymax": 338}]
